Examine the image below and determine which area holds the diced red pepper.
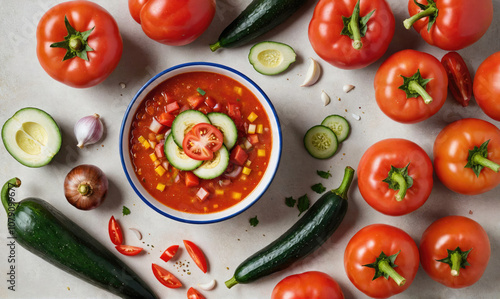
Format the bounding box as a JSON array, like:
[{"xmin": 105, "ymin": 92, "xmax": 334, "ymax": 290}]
[
  {"xmin": 204, "ymin": 96, "xmax": 217, "ymax": 108},
  {"xmin": 187, "ymin": 95, "xmax": 205, "ymax": 109},
  {"xmin": 196, "ymin": 187, "xmax": 210, "ymax": 201},
  {"xmin": 247, "ymin": 134, "xmax": 259, "ymax": 145},
  {"xmin": 198, "ymin": 104, "xmax": 212, "ymax": 114},
  {"xmin": 185, "ymin": 172, "xmax": 200, "ymax": 187},
  {"xmin": 230, "ymin": 145, "xmax": 248, "ymax": 166},
  {"xmin": 179, "ymin": 104, "xmax": 190, "ymax": 113},
  {"xmin": 166, "ymin": 101, "xmax": 180, "ymax": 113},
  {"xmin": 227, "ymin": 102, "xmax": 242, "ymax": 120},
  {"xmin": 157, "ymin": 112, "xmax": 175, "ymax": 127}
]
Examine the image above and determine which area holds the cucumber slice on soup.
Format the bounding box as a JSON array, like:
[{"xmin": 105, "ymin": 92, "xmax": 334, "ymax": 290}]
[
  {"xmin": 207, "ymin": 112, "xmax": 238, "ymax": 150},
  {"xmin": 193, "ymin": 146, "xmax": 230, "ymax": 180},
  {"xmin": 248, "ymin": 41, "xmax": 296, "ymax": 75}
]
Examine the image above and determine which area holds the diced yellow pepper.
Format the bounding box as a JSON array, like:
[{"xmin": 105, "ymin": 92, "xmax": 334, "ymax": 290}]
[
  {"xmin": 215, "ymin": 189, "xmax": 224, "ymax": 195},
  {"xmin": 233, "ymin": 192, "xmax": 242, "ymax": 200},
  {"xmin": 138, "ymin": 135, "xmax": 146, "ymax": 143},
  {"xmin": 247, "ymin": 112, "xmax": 258, "ymax": 122},
  {"xmin": 156, "ymin": 183, "xmax": 166, "ymax": 192},
  {"xmin": 142, "ymin": 140, "xmax": 151, "ymax": 149},
  {"xmin": 156, "ymin": 134, "xmax": 164, "ymax": 142},
  {"xmin": 155, "ymin": 165, "xmax": 166, "ymax": 176},
  {"xmin": 245, "ymin": 160, "xmax": 252, "ymax": 167},
  {"xmin": 213, "ymin": 204, "xmax": 219, "ymax": 209},
  {"xmin": 234, "ymin": 86, "xmax": 243, "ymax": 95},
  {"xmin": 257, "ymin": 124, "xmax": 264, "ymax": 134},
  {"xmin": 149, "ymin": 152, "xmax": 157, "ymax": 162},
  {"xmin": 242, "ymin": 167, "xmax": 252, "ymax": 176},
  {"xmin": 257, "ymin": 149, "xmax": 266, "ymax": 157},
  {"xmin": 154, "ymin": 160, "xmax": 161, "ymax": 167}
]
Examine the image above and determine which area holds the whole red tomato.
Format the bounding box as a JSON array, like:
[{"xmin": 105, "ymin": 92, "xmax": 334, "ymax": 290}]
[
  {"xmin": 357, "ymin": 138, "xmax": 433, "ymax": 216},
  {"xmin": 473, "ymin": 51, "xmax": 500, "ymax": 121},
  {"xmin": 36, "ymin": 1, "xmax": 123, "ymax": 88},
  {"xmin": 137, "ymin": 0, "xmax": 216, "ymax": 46},
  {"xmin": 308, "ymin": 0, "xmax": 394, "ymax": 70},
  {"xmin": 271, "ymin": 271, "xmax": 344, "ymax": 299},
  {"xmin": 433, "ymin": 118, "xmax": 500, "ymax": 195},
  {"xmin": 344, "ymin": 224, "xmax": 419, "ymax": 298},
  {"xmin": 374, "ymin": 49, "xmax": 448, "ymax": 123},
  {"xmin": 419, "ymin": 216, "xmax": 490, "ymax": 288},
  {"xmin": 404, "ymin": 0, "xmax": 493, "ymax": 50},
  {"xmin": 128, "ymin": 0, "xmax": 149, "ymax": 24}
]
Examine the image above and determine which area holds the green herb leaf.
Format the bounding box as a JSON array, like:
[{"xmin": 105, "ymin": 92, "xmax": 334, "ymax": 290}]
[
  {"xmin": 197, "ymin": 88, "xmax": 206, "ymax": 96},
  {"xmin": 285, "ymin": 196, "xmax": 296, "ymax": 207},
  {"xmin": 311, "ymin": 183, "xmax": 326, "ymax": 194},
  {"xmin": 122, "ymin": 206, "xmax": 131, "ymax": 216},
  {"xmin": 297, "ymin": 194, "xmax": 310, "ymax": 216},
  {"xmin": 249, "ymin": 216, "xmax": 259, "ymax": 227},
  {"xmin": 317, "ymin": 170, "xmax": 332, "ymax": 179}
]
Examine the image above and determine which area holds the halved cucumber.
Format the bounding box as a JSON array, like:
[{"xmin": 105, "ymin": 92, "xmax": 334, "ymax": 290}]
[
  {"xmin": 248, "ymin": 41, "xmax": 296, "ymax": 75},
  {"xmin": 193, "ymin": 146, "xmax": 230, "ymax": 179},
  {"xmin": 321, "ymin": 115, "xmax": 350, "ymax": 143},
  {"xmin": 164, "ymin": 133, "xmax": 203, "ymax": 171},
  {"xmin": 171, "ymin": 110, "xmax": 210, "ymax": 148},
  {"xmin": 2, "ymin": 107, "xmax": 61, "ymax": 167},
  {"xmin": 208, "ymin": 112, "xmax": 238, "ymax": 150},
  {"xmin": 303, "ymin": 125, "xmax": 338, "ymax": 159}
]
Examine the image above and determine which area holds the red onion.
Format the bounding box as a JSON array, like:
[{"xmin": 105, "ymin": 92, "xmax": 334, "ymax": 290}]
[
  {"xmin": 224, "ymin": 165, "xmax": 242, "ymax": 178},
  {"xmin": 64, "ymin": 164, "xmax": 108, "ymax": 210},
  {"xmin": 75, "ymin": 113, "xmax": 104, "ymax": 148}
]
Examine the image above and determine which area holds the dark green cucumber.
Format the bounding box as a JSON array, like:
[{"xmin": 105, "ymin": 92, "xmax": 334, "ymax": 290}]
[
  {"xmin": 225, "ymin": 167, "xmax": 355, "ymax": 288},
  {"xmin": 2, "ymin": 178, "xmax": 157, "ymax": 299},
  {"xmin": 209, "ymin": 0, "xmax": 308, "ymax": 51}
]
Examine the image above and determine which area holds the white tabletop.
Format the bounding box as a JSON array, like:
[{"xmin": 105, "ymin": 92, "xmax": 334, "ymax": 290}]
[{"xmin": 1, "ymin": 1, "xmax": 499, "ymax": 298}]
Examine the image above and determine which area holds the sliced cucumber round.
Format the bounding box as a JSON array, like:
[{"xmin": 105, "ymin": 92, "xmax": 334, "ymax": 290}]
[
  {"xmin": 303, "ymin": 125, "xmax": 338, "ymax": 159},
  {"xmin": 171, "ymin": 110, "xmax": 210, "ymax": 148},
  {"xmin": 207, "ymin": 112, "xmax": 238, "ymax": 150},
  {"xmin": 248, "ymin": 41, "xmax": 296, "ymax": 75},
  {"xmin": 164, "ymin": 133, "xmax": 203, "ymax": 171},
  {"xmin": 321, "ymin": 115, "xmax": 350, "ymax": 143},
  {"xmin": 193, "ymin": 146, "xmax": 230, "ymax": 179},
  {"xmin": 2, "ymin": 107, "xmax": 61, "ymax": 167}
]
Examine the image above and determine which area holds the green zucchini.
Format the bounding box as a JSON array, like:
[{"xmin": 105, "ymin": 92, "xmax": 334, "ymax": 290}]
[
  {"xmin": 225, "ymin": 166, "xmax": 355, "ymax": 288},
  {"xmin": 209, "ymin": 0, "xmax": 308, "ymax": 51},
  {"xmin": 1, "ymin": 178, "xmax": 157, "ymax": 299}
]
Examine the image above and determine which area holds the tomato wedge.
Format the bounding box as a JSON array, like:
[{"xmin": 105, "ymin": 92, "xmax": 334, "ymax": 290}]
[
  {"xmin": 441, "ymin": 52, "xmax": 472, "ymax": 107},
  {"xmin": 183, "ymin": 240, "xmax": 208, "ymax": 273},
  {"xmin": 115, "ymin": 245, "xmax": 143, "ymax": 256},
  {"xmin": 108, "ymin": 216, "xmax": 123, "ymax": 246},
  {"xmin": 160, "ymin": 245, "xmax": 179, "ymax": 263},
  {"xmin": 182, "ymin": 123, "xmax": 223, "ymax": 161},
  {"xmin": 187, "ymin": 287, "xmax": 206, "ymax": 299},
  {"xmin": 152, "ymin": 263, "xmax": 182, "ymax": 288}
]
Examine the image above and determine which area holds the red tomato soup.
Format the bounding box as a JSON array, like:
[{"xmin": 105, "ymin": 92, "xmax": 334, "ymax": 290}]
[{"xmin": 129, "ymin": 72, "xmax": 272, "ymax": 214}]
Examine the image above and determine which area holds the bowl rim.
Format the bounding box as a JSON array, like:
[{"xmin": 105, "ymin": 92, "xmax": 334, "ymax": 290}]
[{"xmin": 119, "ymin": 61, "xmax": 282, "ymax": 224}]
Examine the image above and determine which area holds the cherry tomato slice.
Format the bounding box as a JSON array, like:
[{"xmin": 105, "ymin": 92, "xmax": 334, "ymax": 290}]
[
  {"xmin": 152, "ymin": 263, "xmax": 182, "ymax": 288},
  {"xmin": 441, "ymin": 52, "xmax": 472, "ymax": 107},
  {"xmin": 183, "ymin": 240, "xmax": 208, "ymax": 273},
  {"xmin": 187, "ymin": 287, "xmax": 206, "ymax": 299},
  {"xmin": 108, "ymin": 216, "xmax": 123, "ymax": 246},
  {"xmin": 182, "ymin": 123, "xmax": 223, "ymax": 161},
  {"xmin": 160, "ymin": 245, "xmax": 179, "ymax": 263},
  {"xmin": 115, "ymin": 245, "xmax": 143, "ymax": 256}
]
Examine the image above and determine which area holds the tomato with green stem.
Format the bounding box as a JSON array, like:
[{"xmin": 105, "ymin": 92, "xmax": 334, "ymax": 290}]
[
  {"xmin": 271, "ymin": 271, "xmax": 344, "ymax": 299},
  {"xmin": 473, "ymin": 51, "xmax": 500, "ymax": 121},
  {"xmin": 374, "ymin": 49, "xmax": 448, "ymax": 123},
  {"xmin": 441, "ymin": 52, "xmax": 472, "ymax": 107},
  {"xmin": 433, "ymin": 118, "xmax": 500, "ymax": 195},
  {"xmin": 108, "ymin": 216, "xmax": 123, "ymax": 246},
  {"xmin": 404, "ymin": 0, "xmax": 493, "ymax": 50},
  {"xmin": 357, "ymin": 139, "xmax": 433, "ymax": 216},
  {"xmin": 344, "ymin": 224, "xmax": 419, "ymax": 298},
  {"xmin": 184, "ymin": 240, "xmax": 208, "ymax": 273},
  {"xmin": 36, "ymin": 1, "xmax": 123, "ymax": 88},
  {"xmin": 419, "ymin": 216, "xmax": 490, "ymax": 288},
  {"xmin": 152, "ymin": 263, "xmax": 182, "ymax": 288},
  {"xmin": 308, "ymin": 0, "xmax": 395, "ymax": 69}
]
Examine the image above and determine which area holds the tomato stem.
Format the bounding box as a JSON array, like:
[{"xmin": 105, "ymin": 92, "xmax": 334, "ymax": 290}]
[
  {"xmin": 403, "ymin": 3, "xmax": 438, "ymax": 30},
  {"xmin": 340, "ymin": 0, "xmax": 375, "ymax": 51},
  {"xmin": 450, "ymin": 251, "xmax": 462, "ymax": 276},
  {"xmin": 69, "ymin": 37, "xmax": 83, "ymax": 51},
  {"xmin": 472, "ymin": 153, "xmax": 500, "ymax": 173},
  {"xmin": 391, "ymin": 172, "xmax": 407, "ymax": 201},
  {"xmin": 378, "ymin": 259, "xmax": 406, "ymax": 286},
  {"xmin": 383, "ymin": 163, "xmax": 413, "ymax": 202},
  {"xmin": 2, "ymin": 178, "xmax": 20, "ymax": 213},
  {"xmin": 349, "ymin": 3, "xmax": 363, "ymax": 50},
  {"xmin": 465, "ymin": 140, "xmax": 500, "ymax": 177},
  {"xmin": 409, "ymin": 80, "xmax": 433, "ymax": 104}
]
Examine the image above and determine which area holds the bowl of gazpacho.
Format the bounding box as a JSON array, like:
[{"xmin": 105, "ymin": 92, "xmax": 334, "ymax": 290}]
[{"xmin": 120, "ymin": 62, "xmax": 282, "ymax": 224}]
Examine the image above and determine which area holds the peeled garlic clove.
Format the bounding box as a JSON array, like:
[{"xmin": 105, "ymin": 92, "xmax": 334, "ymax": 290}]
[
  {"xmin": 75, "ymin": 113, "xmax": 104, "ymax": 148},
  {"xmin": 343, "ymin": 84, "xmax": 355, "ymax": 93},
  {"xmin": 321, "ymin": 90, "xmax": 331, "ymax": 106},
  {"xmin": 301, "ymin": 58, "xmax": 321, "ymax": 87},
  {"xmin": 198, "ymin": 279, "xmax": 216, "ymax": 291}
]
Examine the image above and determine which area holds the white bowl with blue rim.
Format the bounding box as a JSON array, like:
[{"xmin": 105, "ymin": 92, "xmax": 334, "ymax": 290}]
[{"xmin": 119, "ymin": 62, "xmax": 282, "ymax": 224}]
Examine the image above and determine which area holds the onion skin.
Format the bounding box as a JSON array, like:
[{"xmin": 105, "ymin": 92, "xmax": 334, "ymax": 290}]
[{"xmin": 64, "ymin": 164, "xmax": 108, "ymax": 210}]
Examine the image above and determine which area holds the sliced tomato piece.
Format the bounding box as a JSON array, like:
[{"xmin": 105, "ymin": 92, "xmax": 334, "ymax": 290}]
[
  {"xmin": 160, "ymin": 245, "xmax": 179, "ymax": 263},
  {"xmin": 182, "ymin": 123, "xmax": 224, "ymax": 161},
  {"xmin": 166, "ymin": 101, "xmax": 180, "ymax": 113},
  {"xmin": 185, "ymin": 172, "xmax": 200, "ymax": 187},
  {"xmin": 157, "ymin": 112, "xmax": 176, "ymax": 127},
  {"xmin": 247, "ymin": 134, "xmax": 259, "ymax": 145},
  {"xmin": 187, "ymin": 95, "xmax": 205, "ymax": 109},
  {"xmin": 115, "ymin": 245, "xmax": 143, "ymax": 256},
  {"xmin": 183, "ymin": 240, "xmax": 208, "ymax": 273},
  {"xmin": 155, "ymin": 141, "xmax": 165, "ymax": 158},
  {"xmin": 198, "ymin": 104, "xmax": 212, "ymax": 114},
  {"xmin": 108, "ymin": 216, "xmax": 123, "ymax": 246},
  {"xmin": 152, "ymin": 263, "xmax": 182, "ymax": 288},
  {"xmin": 441, "ymin": 52, "xmax": 472, "ymax": 107},
  {"xmin": 230, "ymin": 145, "xmax": 248, "ymax": 166},
  {"xmin": 187, "ymin": 287, "xmax": 206, "ymax": 299},
  {"xmin": 204, "ymin": 96, "xmax": 217, "ymax": 108}
]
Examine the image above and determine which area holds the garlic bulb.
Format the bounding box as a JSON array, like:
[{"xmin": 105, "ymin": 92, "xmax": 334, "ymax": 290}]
[{"xmin": 75, "ymin": 113, "xmax": 104, "ymax": 148}]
